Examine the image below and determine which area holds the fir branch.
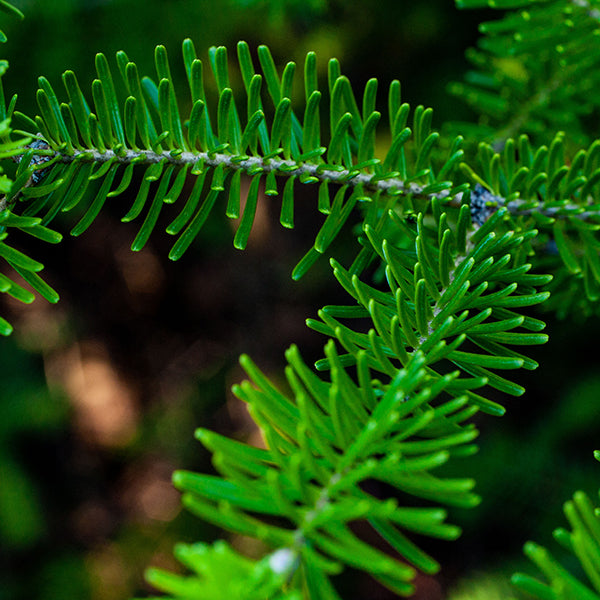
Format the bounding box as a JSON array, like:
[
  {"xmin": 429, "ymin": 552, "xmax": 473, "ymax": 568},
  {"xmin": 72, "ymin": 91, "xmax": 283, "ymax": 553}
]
[
  {"xmin": 512, "ymin": 453, "xmax": 600, "ymax": 600},
  {"xmin": 452, "ymin": 0, "xmax": 600, "ymax": 146},
  {"xmin": 13, "ymin": 140, "xmax": 600, "ymax": 236},
  {"xmin": 169, "ymin": 346, "xmax": 480, "ymax": 598},
  {"xmin": 55, "ymin": 147, "xmax": 460, "ymax": 202},
  {"xmin": 0, "ymin": 3, "xmax": 597, "ymax": 596},
  {"xmin": 490, "ymin": 68, "xmax": 567, "ymax": 150},
  {"xmin": 151, "ymin": 180, "xmax": 551, "ymax": 597},
  {"xmin": 310, "ymin": 202, "xmax": 551, "ymax": 416},
  {"xmin": 27, "ymin": 143, "xmax": 600, "ymax": 225}
]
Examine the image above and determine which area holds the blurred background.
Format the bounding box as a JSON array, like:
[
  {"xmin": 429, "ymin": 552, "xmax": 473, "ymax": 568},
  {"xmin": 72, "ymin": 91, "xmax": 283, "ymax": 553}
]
[{"xmin": 0, "ymin": 0, "xmax": 598, "ymax": 599}]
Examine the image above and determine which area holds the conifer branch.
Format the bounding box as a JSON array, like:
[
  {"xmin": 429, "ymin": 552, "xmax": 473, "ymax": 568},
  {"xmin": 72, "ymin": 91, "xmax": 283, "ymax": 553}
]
[
  {"xmin": 0, "ymin": 0, "xmax": 599, "ymax": 597},
  {"xmin": 55, "ymin": 146, "xmax": 460, "ymax": 202},
  {"xmin": 491, "ymin": 68, "xmax": 568, "ymax": 150},
  {"xmin": 28, "ymin": 145, "xmax": 600, "ymax": 226}
]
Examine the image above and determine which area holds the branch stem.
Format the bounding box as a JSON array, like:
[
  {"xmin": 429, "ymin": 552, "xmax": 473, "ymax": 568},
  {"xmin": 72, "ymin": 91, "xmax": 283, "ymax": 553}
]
[{"xmin": 10, "ymin": 146, "xmax": 600, "ymax": 225}]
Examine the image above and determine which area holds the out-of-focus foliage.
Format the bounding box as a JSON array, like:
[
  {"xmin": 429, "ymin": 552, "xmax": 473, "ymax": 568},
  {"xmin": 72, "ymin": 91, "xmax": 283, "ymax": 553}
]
[
  {"xmin": 510, "ymin": 449, "xmax": 600, "ymax": 600},
  {"xmin": 0, "ymin": 337, "xmax": 66, "ymax": 548},
  {"xmin": 448, "ymin": 574, "xmax": 517, "ymax": 600},
  {"xmin": 449, "ymin": 0, "xmax": 600, "ymax": 149}
]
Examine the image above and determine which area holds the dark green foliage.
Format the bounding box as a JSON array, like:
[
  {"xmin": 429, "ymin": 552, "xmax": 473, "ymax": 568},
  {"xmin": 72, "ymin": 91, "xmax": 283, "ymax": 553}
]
[
  {"xmin": 511, "ymin": 451, "xmax": 600, "ymax": 600},
  {"xmin": 450, "ymin": 0, "xmax": 600, "ymax": 147},
  {"xmin": 0, "ymin": 135, "xmax": 61, "ymax": 334},
  {"xmin": 0, "ymin": 1, "xmax": 22, "ymax": 44},
  {"xmin": 0, "ymin": 338, "xmax": 67, "ymax": 549}
]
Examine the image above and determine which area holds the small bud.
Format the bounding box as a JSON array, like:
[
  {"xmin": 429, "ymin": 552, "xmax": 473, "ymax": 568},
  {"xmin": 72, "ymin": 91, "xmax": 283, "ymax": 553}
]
[
  {"xmin": 470, "ymin": 183, "xmax": 502, "ymax": 226},
  {"xmin": 268, "ymin": 548, "xmax": 298, "ymax": 575},
  {"xmin": 14, "ymin": 137, "xmax": 52, "ymax": 184}
]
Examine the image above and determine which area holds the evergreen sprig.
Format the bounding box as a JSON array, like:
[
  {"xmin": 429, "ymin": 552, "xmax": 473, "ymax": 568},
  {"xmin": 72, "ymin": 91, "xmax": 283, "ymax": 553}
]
[
  {"xmin": 151, "ymin": 349, "xmax": 479, "ymax": 599},
  {"xmin": 450, "ymin": 0, "xmax": 600, "ymax": 147},
  {"xmin": 10, "ymin": 40, "xmax": 468, "ymax": 262},
  {"xmin": 0, "ymin": 0, "xmax": 22, "ymax": 44},
  {"xmin": 0, "ymin": 38, "xmax": 482, "ymax": 329},
  {"xmin": 0, "ymin": 70, "xmax": 60, "ymax": 333},
  {"xmin": 465, "ymin": 133, "xmax": 600, "ymax": 317},
  {"xmin": 141, "ymin": 185, "xmax": 551, "ymax": 596},
  {"xmin": 0, "ymin": 0, "xmax": 598, "ymax": 599},
  {"xmin": 145, "ymin": 542, "xmax": 302, "ymax": 600},
  {"xmin": 309, "ymin": 203, "xmax": 551, "ymax": 416},
  {"xmin": 511, "ymin": 450, "xmax": 600, "ymax": 600},
  {"xmin": 4, "ymin": 34, "xmax": 600, "ymax": 325}
]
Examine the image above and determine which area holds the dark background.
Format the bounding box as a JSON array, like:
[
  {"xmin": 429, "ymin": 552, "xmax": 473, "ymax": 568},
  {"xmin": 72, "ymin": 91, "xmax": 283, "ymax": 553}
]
[{"xmin": 0, "ymin": 1, "xmax": 599, "ymax": 599}]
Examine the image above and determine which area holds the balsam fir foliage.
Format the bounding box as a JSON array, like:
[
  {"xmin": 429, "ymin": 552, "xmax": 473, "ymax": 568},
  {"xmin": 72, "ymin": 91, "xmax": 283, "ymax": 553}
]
[
  {"xmin": 511, "ymin": 451, "xmax": 600, "ymax": 600},
  {"xmin": 450, "ymin": 0, "xmax": 600, "ymax": 147},
  {"xmin": 0, "ymin": 0, "xmax": 598, "ymax": 598}
]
